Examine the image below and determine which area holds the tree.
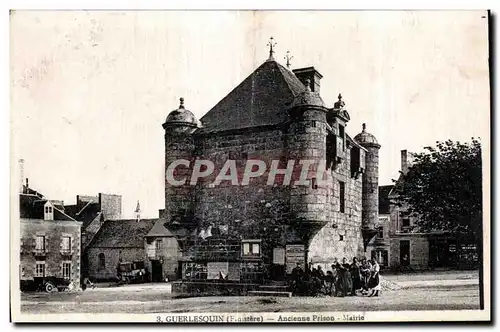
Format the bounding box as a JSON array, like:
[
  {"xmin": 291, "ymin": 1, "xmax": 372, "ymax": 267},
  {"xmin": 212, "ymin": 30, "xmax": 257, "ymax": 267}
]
[{"xmin": 393, "ymin": 138, "xmax": 482, "ymax": 243}]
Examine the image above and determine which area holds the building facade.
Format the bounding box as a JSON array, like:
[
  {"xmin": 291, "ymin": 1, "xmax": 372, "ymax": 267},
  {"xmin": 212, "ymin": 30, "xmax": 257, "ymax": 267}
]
[
  {"xmin": 161, "ymin": 52, "xmax": 380, "ymax": 284},
  {"xmin": 86, "ymin": 218, "xmax": 157, "ymax": 280},
  {"xmin": 386, "ymin": 150, "xmax": 478, "ymax": 271},
  {"xmin": 20, "ymin": 182, "xmax": 82, "ymax": 290}
]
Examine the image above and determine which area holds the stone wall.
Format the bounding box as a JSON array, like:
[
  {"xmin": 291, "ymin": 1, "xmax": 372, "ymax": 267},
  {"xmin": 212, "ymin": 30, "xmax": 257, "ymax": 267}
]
[
  {"xmin": 164, "ymin": 115, "xmax": 367, "ymax": 273},
  {"xmin": 389, "ymin": 235, "xmax": 429, "ymax": 269},
  {"xmin": 20, "ymin": 219, "xmax": 82, "ymax": 288},
  {"xmin": 193, "ymin": 127, "xmax": 289, "ymax": 264},
  {"xmin": 87, "ymin": 247, "xmax": 145, "ymax": 280},
  {"xmin": 308, "ymin": 139, "xmax": 364, "ymax": 264}
]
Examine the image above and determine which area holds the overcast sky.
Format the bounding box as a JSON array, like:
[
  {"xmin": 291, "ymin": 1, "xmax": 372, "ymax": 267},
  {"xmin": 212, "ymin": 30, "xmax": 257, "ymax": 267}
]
[{"xmin": 11, "ymin": 11, "xmax": 490, "ymax": 218}]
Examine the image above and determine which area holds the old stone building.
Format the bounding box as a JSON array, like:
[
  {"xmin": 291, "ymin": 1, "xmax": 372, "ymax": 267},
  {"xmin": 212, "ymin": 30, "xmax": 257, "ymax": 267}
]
[
  {"xmin": 19, "ymin": 180, "xmax": 82, "ymax": 291},
  {"xmin": 86, "ymin": 218, "xmax": 157, "ymax": 280},
  {"xmin": 160, "ymin": 46, "xmax": 381, "ymax": 285}
]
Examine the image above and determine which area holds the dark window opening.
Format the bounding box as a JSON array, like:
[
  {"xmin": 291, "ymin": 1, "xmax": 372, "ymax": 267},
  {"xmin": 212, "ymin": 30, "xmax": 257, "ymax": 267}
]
[
  {"xmin": 339, "ymin": 181, "xmax": 345, "ymax": 213},
  {"xmin": 377, "ymin": 226, "xmax": 384, "ymax": 239},
  {"xmin": 98, "ymin": 253, "xmax": 105, "ymax": 270},
  {"xmin": 401, "ymin": 218, "xmax": 410, "ymax": 232},
  {"xmin": 339, "ymin": 234, "xmax": 344, "ymax": 241},
  {"xmin": 338, "ymin": 124, "xmax": 345, "ymax": 151},
  {"xmin": 326, "ymin": 134, "xmax": 335, "ymax": 169}
]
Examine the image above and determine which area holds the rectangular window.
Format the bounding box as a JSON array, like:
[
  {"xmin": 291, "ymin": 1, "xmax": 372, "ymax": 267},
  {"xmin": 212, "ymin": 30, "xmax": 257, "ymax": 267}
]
[
  {"xmin": 35, "ymin": 236, "xmax": 45, "ymax": 250},
  {"xmin": 339, "ymin": 181, "xmax": 345, "ymax": 213},
  {"xmin": 338, "ymin": 124, "xmax": 345, "ymax": 151},
  {"xmin": 377, "ymin": 226, "xmax": 384, "ymax": 239},
  {"xmin": 242, "ymin": 240, "xmax": 261, "ymax": 257},
  {"xmin": 252, "ymin": 243, "xmax": 260, "ymax": 255},
  {"xmin": 62, "ymin": 262, "xmax": 71, "ymax": 279},
  {"xmin": 155, "ymin": 239, "xmax": 162, "ymax": 250},
  {"xmin": 35, "ymin": 262, "xmax": 45, "ymax": 277},
  {"xmin": 401, "ymin": 218, "xmax": 410, "ymax": 232},
  {"xmin": 243, "ymin": 243, "xmax": 250, "ymax": 255},
  {"xmin": 61, "ymin": 236, "xmax": 71, "ymax": 252}
]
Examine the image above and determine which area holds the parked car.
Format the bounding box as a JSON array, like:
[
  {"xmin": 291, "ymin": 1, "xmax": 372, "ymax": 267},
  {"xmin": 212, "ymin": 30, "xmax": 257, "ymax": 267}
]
[
  {"xmin": 117, "ymin": 261, "xmax": 146, "ymax": 284},
  {"xmin": 20, "ymin": 276, "xmax": 71, "ymax": 292}
]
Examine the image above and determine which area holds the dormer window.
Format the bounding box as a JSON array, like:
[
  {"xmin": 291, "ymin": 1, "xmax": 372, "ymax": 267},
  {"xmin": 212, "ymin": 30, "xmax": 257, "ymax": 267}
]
[
  {"xmin": 338, "ymin": 124, "xmax": 345, "ymax": 151},
  {"xmin": 44, "ymin": 202, "xmax": 54, "ymax": 221}
]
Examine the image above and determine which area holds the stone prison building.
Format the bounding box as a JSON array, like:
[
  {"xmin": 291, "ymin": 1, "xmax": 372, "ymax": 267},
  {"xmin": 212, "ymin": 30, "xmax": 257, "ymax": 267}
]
[{"xmin": 157, "ymin": 51, "xmax": 381, "ymax": 287}]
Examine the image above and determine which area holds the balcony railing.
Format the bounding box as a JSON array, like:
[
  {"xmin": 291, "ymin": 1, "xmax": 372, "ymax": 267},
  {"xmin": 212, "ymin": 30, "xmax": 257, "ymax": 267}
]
[
  {"xmin": 33, "ymin": 248, "xmax": 47, "ymax": 256},
  {"xmin": 60, "ymin": 248, "xmax": 72, "ymax": 256}
]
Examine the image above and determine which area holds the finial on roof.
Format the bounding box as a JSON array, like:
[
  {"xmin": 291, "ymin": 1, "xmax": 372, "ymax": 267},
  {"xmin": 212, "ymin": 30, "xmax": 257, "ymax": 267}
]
[
  {"xmin": 179, "ymin": 97, "xmax": 185, "ymax": 109},
  {"xmin": 362, "ymin": 123, "xmax": 366, "ymax": 131},
  {"xmin": 334, "ymin": 93, "xmax": 346, "ymax": 110},
  {"xmin": 267, "ymin": 37, "xmax": 276, "ymax": 61},
  {"xmin": 304, "ymin": 78, "xmax": 312, "ymax": 92},
  {"xmin": 135, "ymin": 200, "xmax": 141, "ymax": 213},
  {"xmin": 284, "ymin": 50, "xmax": 293, "ymax": 69}
]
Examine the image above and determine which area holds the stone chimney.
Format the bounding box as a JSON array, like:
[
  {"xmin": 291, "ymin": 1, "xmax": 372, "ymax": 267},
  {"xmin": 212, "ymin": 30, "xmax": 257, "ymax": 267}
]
[
  {"xmin": 293, "ymin": 67, "xmax": 323, "ymax": 93},
  {"xmin": 401, "ymin": 150, "xmax": 409, "ymax": 174}
]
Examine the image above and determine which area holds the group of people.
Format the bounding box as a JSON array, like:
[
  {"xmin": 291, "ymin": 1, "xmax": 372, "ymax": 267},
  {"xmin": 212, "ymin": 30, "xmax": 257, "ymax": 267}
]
[{"xmin": 290, "ymin": 257, "xmax": 381, "ymax": 297}]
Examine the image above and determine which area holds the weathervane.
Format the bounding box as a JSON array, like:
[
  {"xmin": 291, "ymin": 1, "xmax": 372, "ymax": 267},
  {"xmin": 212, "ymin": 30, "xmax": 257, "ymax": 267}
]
[
  {"xmin": 284, "ymin": 50, "xmax": 294, "ymax": 69},
  {"xmin": 267, "ymin": 37, "xmax": 277, "ymax": 61}
]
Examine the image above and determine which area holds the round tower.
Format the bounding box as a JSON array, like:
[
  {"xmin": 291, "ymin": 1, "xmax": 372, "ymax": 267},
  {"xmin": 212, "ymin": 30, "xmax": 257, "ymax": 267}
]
[
  {"xmin": 162, "ymin": 97, "xmax": 199, "ymax": 226},
  {"xmin": 287, "ymin": 79, "xmax": 330, "ymax": 262},
  {"xmin": 354, "ymin": 123, "xmax": 381, "ymax": 247}
]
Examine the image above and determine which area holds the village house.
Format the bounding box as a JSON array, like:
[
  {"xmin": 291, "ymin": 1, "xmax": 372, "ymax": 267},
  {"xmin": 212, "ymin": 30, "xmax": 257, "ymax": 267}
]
[
  {"xmin": 19, "ymin": 179, "xmax": 82, "ymax": 291},
  {"xmin": 386, "ymin": 150, "xmax": 479, "ymax": 271}
]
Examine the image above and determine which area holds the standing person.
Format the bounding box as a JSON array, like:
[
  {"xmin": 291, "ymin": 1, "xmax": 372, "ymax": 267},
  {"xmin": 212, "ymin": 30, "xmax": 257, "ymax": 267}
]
[
  {"xmin": 350, "ymin": 257, "xmax": 362, "ymax": 296},
  {"xmin": 368, "ymin": 258, "xmax": 382, "ymax": 297},
  {"xmin": 330, "ymin": 263, "xmax": 338, "ymax": 296},
  {"xmin": 334, "ymin": 263, "xmax": 346, "ymax": 297},
  {"xmin": 342, "ymin": 257, "xmax": 353, "ymax": 296},
  {"xmin": 291, "ymin": 263, "xmax": 304, "ymax": 295},
  {"xmin": 360, "ymin": 258, "xmax": 372, "ymax": 294}
]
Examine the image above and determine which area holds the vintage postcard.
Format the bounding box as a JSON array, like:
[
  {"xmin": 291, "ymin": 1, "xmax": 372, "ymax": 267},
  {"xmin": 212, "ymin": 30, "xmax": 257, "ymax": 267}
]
[{"xmin": 10, "ymin": 10, "xmax": 491, "ymax": 323}]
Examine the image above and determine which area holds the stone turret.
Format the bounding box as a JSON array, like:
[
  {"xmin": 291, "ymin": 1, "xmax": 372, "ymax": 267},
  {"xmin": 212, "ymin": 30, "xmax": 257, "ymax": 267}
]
[
  {"xmin": 287, "ymin": 78, "xmax": 329, "ymax": 263},
  {"xmin": 162, "ymin": 98, "xmax": 199, "ymax": 226},
  {"xmin": 354, "ymin": 123, "xmax": 381, "ymax": 249}
]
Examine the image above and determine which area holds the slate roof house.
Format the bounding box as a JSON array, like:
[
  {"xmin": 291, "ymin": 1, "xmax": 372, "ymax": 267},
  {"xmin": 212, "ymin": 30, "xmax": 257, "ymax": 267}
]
[
  {"xmin": 160, "ymin": 43, "xmax": 382, "ymax": 289},
  {"xmin": 19, "ymin": 180, "xmax": 83, "ymax": 291},
  {"xmin": 86, "ymin": 218, "xmax": 157, "ymax": 280}
]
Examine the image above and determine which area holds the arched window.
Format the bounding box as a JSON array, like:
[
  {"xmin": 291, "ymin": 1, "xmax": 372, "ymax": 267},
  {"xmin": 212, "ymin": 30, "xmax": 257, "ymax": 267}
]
[{"xmin": 98, "ymin": 253, "xmax": 105, "ymax": 270}]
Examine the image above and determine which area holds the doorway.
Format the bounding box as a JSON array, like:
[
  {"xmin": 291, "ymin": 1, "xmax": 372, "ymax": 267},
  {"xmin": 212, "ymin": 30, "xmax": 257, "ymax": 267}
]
[
  {"xmin": 399, "ymin": 240, "xmax": 410, "ymax": 266},
  {"xmin": 151, "ymin": 260, "xmax": 163, "ymax": 282}
]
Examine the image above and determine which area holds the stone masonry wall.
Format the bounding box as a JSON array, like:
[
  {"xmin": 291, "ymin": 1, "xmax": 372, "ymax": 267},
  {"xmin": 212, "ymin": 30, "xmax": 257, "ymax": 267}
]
[
  {"xmin": 87, "ymin": 247, "xmax": 146, "ymax": 280},
  {"xmin": 20, "ymin": 219, "xmax": 82, "ymax": 288},
  {"xmin": 193, "ymin": 128, "xmax": 289, "ymax": 262},
  {"xmin": 308, "ymin": 138, "xmax": 364, "ymax": 264}
]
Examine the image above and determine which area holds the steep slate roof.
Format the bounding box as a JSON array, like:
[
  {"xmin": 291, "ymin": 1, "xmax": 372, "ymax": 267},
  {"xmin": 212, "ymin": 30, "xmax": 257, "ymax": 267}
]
[
  {"xmin": 20, "ymin": 193, "xmax": 76, "ymax": 221},
  {"xmin": 146, "ymin": 219, "xmax": 174, "ymax": 237},
  {"xmin": 379, "ymin": 185, "xmax": 394, "ymax": 215},
  {"xmin": 197, "ymin": 60, "xmax": 306, "ymax": 134},
  {"xmin": 90, "ymin": 219, "xmax": 157, "ymax": 248}
]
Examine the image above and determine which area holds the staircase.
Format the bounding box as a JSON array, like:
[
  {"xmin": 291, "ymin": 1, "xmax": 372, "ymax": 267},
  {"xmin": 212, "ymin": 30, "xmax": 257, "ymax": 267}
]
[{"xmin": 247, "ymin": 282, "xmax": 292, "ymax": 297}]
